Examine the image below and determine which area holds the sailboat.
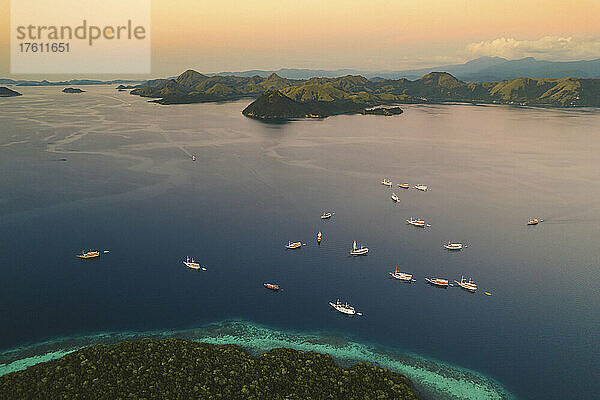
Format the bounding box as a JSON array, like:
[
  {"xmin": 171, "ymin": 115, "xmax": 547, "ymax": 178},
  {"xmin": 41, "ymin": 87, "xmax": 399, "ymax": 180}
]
[
  {"xmin": 329, "ymin": 299, "xmax": 361, "ymax": 315},
  {"xmin": 349, "ymin": 240, "xmax": 369, "ymax": 256},
  {"xmin": 389, "ymin": 267, "xmax": 413, "ymax": 281}
]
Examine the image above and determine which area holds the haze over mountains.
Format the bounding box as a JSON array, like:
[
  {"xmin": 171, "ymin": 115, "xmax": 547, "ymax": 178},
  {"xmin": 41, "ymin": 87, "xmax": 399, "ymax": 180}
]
[{"xmin": 212, "ymin": 57, "xmax": 600, "ymax": 82}]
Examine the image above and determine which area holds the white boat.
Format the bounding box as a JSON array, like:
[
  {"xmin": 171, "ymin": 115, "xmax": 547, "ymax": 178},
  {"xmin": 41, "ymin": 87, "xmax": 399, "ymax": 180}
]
[
  {"xmin": 444, "ymin": 241, "xmax": 463, "ymax": 250},
  {"xmin": 389, "ymin": 267, "xmax": 413, "ymax": 281},
  {"xmin": 454, "ymin": 276, "xmax": 477, "ymax": 292},
  {"xmin": 406, "ymin": 217, "xmax": 426, "ymax": 227},
  {"xmin": 321, "ymin": 212, "xmax": 333, "ymax": 219},
  {"xmin": 425, "ymin": 277, "xmax": 449, "ymax": 287},
  {"xmin": 414, "ymin": 184, "xmax": 428, "ymax": 191},
  {"xmin": 183, "ymin": 256, "xmax": 201, "ymax": 270},
  {"xmin": 381, "ymin": 178, "xmax": 392, "ymax": 186},
  {"xmin": 329, "ymin": 299, "xmax": 357, "ymax": 315},
  {"xmin": 77, "ymin": 250, "xmax": 100, "ymax": 259},
  {"xmin": 349, "ymin": 240, "xmax": 369, "ymax": 256},
  {"xmin": 286, "ymin": 241, "xmax": 303, "ymax": 249},
  {"xmin": 391, "ymin": 192, "xmax": 399, "ymax": 202},
  {"xmin": 317, "ymin": 231, "xmax": 322, "ymax": 244},
  {"xmin": 192, "ymin": 155, "xmax": 196, "ymax": 161}
]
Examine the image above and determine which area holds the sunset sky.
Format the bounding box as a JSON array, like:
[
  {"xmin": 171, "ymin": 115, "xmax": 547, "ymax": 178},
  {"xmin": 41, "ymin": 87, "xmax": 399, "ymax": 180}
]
[{"xmin": 1, "ymin": 0, "xmax": 600, "ymax": 78}]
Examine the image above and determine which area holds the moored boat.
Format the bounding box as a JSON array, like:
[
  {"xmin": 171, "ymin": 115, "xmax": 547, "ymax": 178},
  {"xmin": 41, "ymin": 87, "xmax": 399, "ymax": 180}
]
[
  {"xmin": 391, "ymin": 192, "xmax": 399, "ymax": 202},
  {"xmin": 454, "ymin": 276, "xmax": 477, "ymax": 292},
  {"xmin": 381, "ymin": 178, "xmax": 392, "ymax": 186},
  {"xmin": 264, "ymin": 282, "xmax": 280, "ymax": 291},
  {"xmin": 349, "ymin": 240, "xmax": 369, "ymax": 256},
  {"xmin": 329, "ymin": 299, "xmax": 358, "ymax": 315},
  {"xmin": 527, "ymin": 218, "xmax": 542, "ymax": 225},
  {"xmin": 406, "ymin": 217, "xmax": 426, "ymax": 227},
  {"xmin": 321, "ymin": 212, "xmax": 333, "ymax": 219},
  {"xmin": 183, "ymin": 256, "xmax": 201, "ymax": 270},
  {"xmin": 425, "ymin": 277, "xmax": 449, "ymax": 287},
  {"xmin": 77, "ymin": 250, "xmax": 100, "ymax": 259},
  {"xmin": 398, "ymin": 183, "xmax": 410, "ymax": 189},
  {"xmin": 286, "ymin": 241, "xmax": 303, "ymax": 249},
  {"xmin": 444, "ymin": 241, "xmax": 463, "ymax": 250},
  {"xmin": 414, "ymin": 184, "xmax": 428, "ymax": 191},
  {"xmin": 389, "ymin": 267, "xmax": 413, "ymax": 281}
]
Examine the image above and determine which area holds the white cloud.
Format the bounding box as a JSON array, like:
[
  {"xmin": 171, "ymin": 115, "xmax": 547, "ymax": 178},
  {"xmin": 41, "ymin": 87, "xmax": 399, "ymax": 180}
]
[{"xmin": 465, "ymin": 36, "xmax": 600, "ymax": 60}]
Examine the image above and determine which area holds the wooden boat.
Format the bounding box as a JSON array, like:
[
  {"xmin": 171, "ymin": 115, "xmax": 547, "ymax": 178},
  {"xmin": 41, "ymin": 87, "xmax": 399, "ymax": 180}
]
[
  {"xmin": 264, "ymin": 283, "xmax": 280, "ymax": 291},
  {"xmin": 329, "ymin": 299, "xmax": 361, "ymax": 315},
  {"xmin": 425, "ymin": 277, "xmax": 449, "ymax": 287},
  {"xmin": 77, "ymin": 250, "xmax": 99, "ymax": 259},
  {"xmin": 444, "ymin": 242, "xmax": 463, "ymax": 250},
  {"xmin": 349, "ymin": 240, "xmax": 369, "ymax": 256},
  {"xmin": 321, "ymin": 212, "xmax": 333, "ymax": 219},
  {"xmin": 286, "ymin": 241, "xmax": 302, "ymax": 249},
  {"xmin": 454, "ymin": 276, "xmax": 477, "ymax": 292},
  {"xmin": 183, "ymin": 256, "xmax": 201, "ymax": 270},
  {"xmin": 398, "ymin": 183, "xmax": 410, "ymax": 189},
  {"xmin": 406, "ymin": 217, "xmax": 426, "ymax": 227},
  {"xmin": 389, "ymin": 267, "xmax": 413, "ymax": 281}
]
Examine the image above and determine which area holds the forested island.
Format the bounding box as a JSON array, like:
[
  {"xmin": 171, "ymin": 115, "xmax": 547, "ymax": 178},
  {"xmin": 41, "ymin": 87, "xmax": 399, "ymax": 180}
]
[
  {"xmin": 62, "ymin": 88, "xmax": 86, "ymax": 94},
  {"xmin": 0, "ymin": 87, "xmax": 22, "ymax": 97},
  {"xmin": 0, "ymin": 338, "xmax": 421, "ymax": 399},
  {"xmin": 130, "ymin": 69, "xmax": 600, "ymax": 119}
]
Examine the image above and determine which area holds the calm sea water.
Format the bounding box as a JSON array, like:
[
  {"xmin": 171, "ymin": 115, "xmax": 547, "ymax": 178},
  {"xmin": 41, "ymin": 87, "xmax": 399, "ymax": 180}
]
[{"xmin": 0, "ymin": 87, "xmax": 599, "ymax": 399}]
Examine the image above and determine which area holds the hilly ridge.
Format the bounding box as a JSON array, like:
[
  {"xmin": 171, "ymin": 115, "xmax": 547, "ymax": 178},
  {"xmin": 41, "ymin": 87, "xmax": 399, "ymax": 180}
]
[{"xmin": 130, "ymin": 69, "xmax": 600, "ymax": 119}]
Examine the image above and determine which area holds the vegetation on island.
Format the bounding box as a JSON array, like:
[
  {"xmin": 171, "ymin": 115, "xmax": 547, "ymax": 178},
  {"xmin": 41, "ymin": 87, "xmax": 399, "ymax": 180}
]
[
  {"xmin": 130, "ymin": 69, "xmax": 600, "ymax": 119},
  {"xmin": 0, "ymin": 87, "xmax": 22, "ymax": 97},
  {"xmin": 0, "ymin": 338, "xmax": 421, "ymax": 400},
  {"xmin": 62, "ymin": 87, "xmax": 86, "ymax": 94}
]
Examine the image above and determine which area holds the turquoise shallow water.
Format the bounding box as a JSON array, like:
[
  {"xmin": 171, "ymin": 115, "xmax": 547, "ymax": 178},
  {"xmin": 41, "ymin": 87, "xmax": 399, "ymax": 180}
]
[{"xmin": 0, "ymin": 320, "xmax": 514, "ymax": 400}]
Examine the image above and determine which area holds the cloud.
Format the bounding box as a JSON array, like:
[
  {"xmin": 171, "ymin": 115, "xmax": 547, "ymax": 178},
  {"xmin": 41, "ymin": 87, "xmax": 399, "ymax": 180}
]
[{"xmin": 465, "ymin": 36, "xmax": 600, "ymax": 60}]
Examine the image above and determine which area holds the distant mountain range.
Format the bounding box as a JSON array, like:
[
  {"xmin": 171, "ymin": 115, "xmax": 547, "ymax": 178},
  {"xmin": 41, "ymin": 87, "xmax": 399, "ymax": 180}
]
[
  {"xmin": 0, "ymin": 79, "xmax": 144, "ymax": 87},
  {"xmin": 212, "ymin": 57, "xmax": 600, "ymax": 82}
]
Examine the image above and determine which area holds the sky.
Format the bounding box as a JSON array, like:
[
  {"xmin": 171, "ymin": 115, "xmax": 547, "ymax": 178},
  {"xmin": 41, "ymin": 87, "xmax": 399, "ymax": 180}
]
[{"xmin": 1, "ymin": 0, "xmax": 600, "ymax": 79}]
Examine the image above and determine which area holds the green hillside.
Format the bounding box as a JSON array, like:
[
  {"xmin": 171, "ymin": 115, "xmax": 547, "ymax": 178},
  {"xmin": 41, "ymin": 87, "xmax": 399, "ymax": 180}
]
[
  {"xmin": 130, "ymin": 69, "xmax": 600, "ymax": 116},
  {"xmin": 0, "ymin": 338, "xmax": 421, "ymax": 400}
]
